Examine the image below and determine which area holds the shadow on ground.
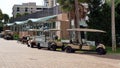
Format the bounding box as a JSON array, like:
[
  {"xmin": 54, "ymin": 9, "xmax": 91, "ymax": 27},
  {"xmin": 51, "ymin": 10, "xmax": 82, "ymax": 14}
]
[
  {"xmin": 34, "ymin": 47, "xmax": 120, "ymax": 60},
  {"xmin": 76, "ymin": 51, "xmax": 120, "ymax": 60}
]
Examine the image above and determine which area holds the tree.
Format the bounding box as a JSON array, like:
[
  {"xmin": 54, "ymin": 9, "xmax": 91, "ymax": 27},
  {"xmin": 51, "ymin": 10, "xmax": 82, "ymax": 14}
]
[
  {"xmin": 0, "ymin": 9, "xmax": 3, "ymax": 32},
  {"xmin": 16, "ymin": 13, "xmax": 21, "ymax": 18},
  {"xmin": 0, "ymin": 9, "xmax": 3, "ymax": 21},
  {"xmin": 3, "ymin": 14, "xmax": 9, "ymax": 24},
  {"xmin": 23, "ymin": 13, "xmax": 29, "ymax": 16},
  {"xmin": 57, "ymin": 0, "xmax": 89, "ymax": 44},
  {"xmin": 87, "ymin": 0, "xmax": 111, "ymax": 46}
]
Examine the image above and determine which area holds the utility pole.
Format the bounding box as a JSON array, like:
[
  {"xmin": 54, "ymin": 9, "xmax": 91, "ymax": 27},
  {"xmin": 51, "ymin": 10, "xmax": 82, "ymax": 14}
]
[
  {"xmin": 111, "ymin": 0, "xmax": 116, "ymax": 52},
  {"xmin": 75, "ymin": 0, "xmax": 82, "ymax": 44}
]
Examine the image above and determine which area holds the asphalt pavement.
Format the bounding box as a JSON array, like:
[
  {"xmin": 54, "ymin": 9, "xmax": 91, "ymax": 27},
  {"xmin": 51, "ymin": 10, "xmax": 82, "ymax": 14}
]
[{"xmin": 0, "ymin": 38, "xmax": 120, "ymax": 68}]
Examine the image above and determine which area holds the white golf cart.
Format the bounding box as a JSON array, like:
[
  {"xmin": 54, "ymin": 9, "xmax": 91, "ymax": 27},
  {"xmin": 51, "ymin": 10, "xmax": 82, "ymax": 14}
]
[{"xmin": 46, "ymin": 29, "xmax": 64, "ymax": 51}]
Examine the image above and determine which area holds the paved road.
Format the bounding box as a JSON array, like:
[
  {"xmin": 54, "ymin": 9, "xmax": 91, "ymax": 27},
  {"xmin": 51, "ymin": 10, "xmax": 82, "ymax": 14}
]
[{"xmin": 0, "ymin": 38, "xmax": 120, "ymax": 68}]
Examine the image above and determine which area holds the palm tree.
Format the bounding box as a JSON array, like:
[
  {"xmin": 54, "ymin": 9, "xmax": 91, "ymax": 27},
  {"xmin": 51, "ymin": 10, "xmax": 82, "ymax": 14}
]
[
  {"xmin": 3, "ymin": 14, "xmax": 9, "ymax": 24},
  {"xmin": 16, "ymin": 13, "xmax": 22, "ymax": 18},
  {"xmin": 57, "ymin": 0, "xmax": 89, "ymax": 44},
  {"xmin": 0, "ymin": 9, "xmax": 3, "ymax": 32},
  {"xmin": 106, "ymin": 0, "xmax": 117, "ymax": 51},
  {"xmin": 111, "ymin": 0, "xmax": 116, "ymax": 52},
  {"xmin": 0, "ymin": 9, "xmax": 3, "ymax": 22}
]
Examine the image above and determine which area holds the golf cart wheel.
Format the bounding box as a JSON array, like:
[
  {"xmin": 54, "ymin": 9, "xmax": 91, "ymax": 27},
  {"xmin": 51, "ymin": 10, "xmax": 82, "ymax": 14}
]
[
  {"xmin": 96, "ymin": 47, "xmax": 106, "ymax": 55},
  {"xmin": 47, "ymin": 46, "xmax": 50, "ymax": 50},
  {"xmin": 47, "ymin": 43, "xmax": 51, "ymax": 50},
  {"xmin": 50, "ymin": 45, "xmax": 57, "ymax": 51},
  {"xmin": 61, "ymin": 45, "xmax": 65, "ymax": 51},
  {"xmin": 65, "ymin": 46, "xmax": 74, "ymax": 53},
  {"xmin": 27, "ymin": 44, "xmax": 30, "ymax": 47},
  {"xmin": 37, "ymin": 43, "xmax": 41, "ymax": 49},
  {"xmin": 31, "ymin": 44, "xmax": 33, "ymax": 48}
]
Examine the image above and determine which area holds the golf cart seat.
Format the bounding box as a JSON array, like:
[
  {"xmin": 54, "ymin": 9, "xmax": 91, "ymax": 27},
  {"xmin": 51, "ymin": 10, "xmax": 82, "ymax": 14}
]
[
  {"xmin": 67, "ymin": 44, "xmax": 80, "ymax": 49},
  {"xmin": 54, "ymin": 40, "xmax": 63, "ymax": 46}
]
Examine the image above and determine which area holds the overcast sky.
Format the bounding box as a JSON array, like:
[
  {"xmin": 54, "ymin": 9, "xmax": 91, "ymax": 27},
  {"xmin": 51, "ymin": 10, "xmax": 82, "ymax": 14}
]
[{"xmin": 0, "ymin": 0, "xmax": 44, "ymax": 17}]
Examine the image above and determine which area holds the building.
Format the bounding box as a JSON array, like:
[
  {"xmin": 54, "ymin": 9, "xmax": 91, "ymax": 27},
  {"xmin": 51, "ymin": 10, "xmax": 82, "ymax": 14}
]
[
  {"xmin": 10, "ymin": 6, "xmax": 61, "ymax": 23},
  {"xmin": 7, "ymin": 2, "xmax": 88, "ymax": 40},
  {"xmin": 12, "ymin": 2, "xmax": 46, "ymax": 18},
  {"xmin": 44, "ymin": 0, "xmax": 57, "ymax": 8}
]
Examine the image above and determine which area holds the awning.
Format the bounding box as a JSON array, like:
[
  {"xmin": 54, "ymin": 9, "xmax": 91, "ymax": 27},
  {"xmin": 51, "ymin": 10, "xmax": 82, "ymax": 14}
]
[
  {"xmin": 6, "ymin": 23, "xmax": 14, "ymax": 26},
  {"xmin": 14, "ymin": 20, "xmax": 28, "ymax": 25},
  {"xmin": 27, "ymin": 18, "xmax": 42, "ymax": 23},
  {"xmin": 37, "ymin": 15, "xmax": 57, "ymax": 22},
  {"xmin": 67, "ymin": 28, "xmax": 106, "ymax": 33},
  {"xmin": 5, "ymin": 30, "xmax": 12, "ymax": 32},
  {"xmin": 27, "ymin": 15, "xmax": 57, "ymax": 23}
]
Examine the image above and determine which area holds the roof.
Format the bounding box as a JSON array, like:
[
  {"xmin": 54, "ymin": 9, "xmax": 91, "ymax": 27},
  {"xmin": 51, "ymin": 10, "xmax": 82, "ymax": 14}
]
[
  {"xmin": 8, "ymin": 15, "xmax": 57, "ymax": 26},
  {"xmin": 67, "ymin": 28, "xmax": 106, "ymax": 33},
  {"xmin": 49, "ymin": 29, "xmax": 61, "ymax": 31},
  {"xmin": 37, "ymin": 15, "xmax": 57, "ymax": 22},
  {"xmin": 28, "ymin": 29, "xmax": 43, "ymax": 31},
  {"xmin": 27, "ymin": 15, "xmax": 57, "ymax": 23},
  {"xmin": 6, "ymin": 23, "xmax": 14, "ymax": 26},
  {"xmin": 14, "ymin": 20, "xmax": 28, "ymax": 25},
  {"xmin": 5, "ymin": 30, "xmax": 12, "ymax": 32}
]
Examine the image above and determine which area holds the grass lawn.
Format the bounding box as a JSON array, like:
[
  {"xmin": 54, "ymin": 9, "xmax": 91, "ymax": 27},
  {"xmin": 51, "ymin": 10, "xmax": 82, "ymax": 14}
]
[{"xmin": 106, "ymin": 46, "xmax": 120, "ymax": 54}]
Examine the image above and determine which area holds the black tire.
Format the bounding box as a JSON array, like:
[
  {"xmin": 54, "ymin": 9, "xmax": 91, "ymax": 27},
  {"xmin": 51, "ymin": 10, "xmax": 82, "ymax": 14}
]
[
  {"xmin": 50, "ymin": 45, "xmax": 57, "ymax": 51},
  {"xmin": 47, "ymin": 45, "xmax": 51, "ymax": 50},
  {"xmin": 61, "ymin": 45, "xmax": 65, "ymax": 51},
  {"xmin": 37, "ymin": 43, "xmax": 41, "ymax": 49},
  {"xmin": 96, "ymin": 47, "xmax": 106, "ymax": 55},
  {"xmin": 47, "ymin": 43, "xmax": 51, "ymax": 50},
  {"xmin": 65, "ymin": 46, "xmax": 73, "ymax": 53},
  {"xmin": 31, "ymin": 44, "xmax": 33, "ymax": 48},
  {"xmin": 27, "ymin": 44, "xmax": 30, "ymax": 47}
]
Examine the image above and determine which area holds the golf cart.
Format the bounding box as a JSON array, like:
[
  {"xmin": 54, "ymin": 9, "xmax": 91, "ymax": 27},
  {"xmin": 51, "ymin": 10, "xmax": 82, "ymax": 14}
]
[
  {"xmin": 27, "ymin": 29, "xmax": 47, "ymax": 48},
  {"xmin": 46, "ymin": 29, "xmax": 64, "ymax": 51},
  {"xmin": 4, "ymin": 30, "xmax": 13, "ymax": 40},
  {"xmin": 63, "ymin": 28, "xmax": 107, "ymax": 55}
]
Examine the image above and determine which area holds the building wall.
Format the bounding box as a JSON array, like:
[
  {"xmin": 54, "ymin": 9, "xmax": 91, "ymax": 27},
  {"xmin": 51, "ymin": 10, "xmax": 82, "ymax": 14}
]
[
  {"xmin": 12, "ymin": 2, "xmax": 46, "ymax": 18},
  {"xmin": 60, "ymin": 21, "xmax": 70, "ymax": 39},
  {"xmin": 57, "ymin": 13, "xmax": 70, "ymax": 39},
  {"xmin": 44, "ymin": 0, "xmax": 56, "ymax": 8},
  {"xmin": 10, "ymin": 6, "xmax": 61, "ymax": 23}
]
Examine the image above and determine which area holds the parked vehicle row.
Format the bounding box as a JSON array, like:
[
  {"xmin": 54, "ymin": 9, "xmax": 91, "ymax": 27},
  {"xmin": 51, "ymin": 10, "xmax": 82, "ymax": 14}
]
[
  {"xmin": 23, "ymin": 35, "xmax": 106, "ymax": 55},
  {"xmin": 27, "ymin": 35, "xmax": 65, "ymax": 51},
  {"xmin": 2, "ymin": 28, "xmax": 107, "ymax": 55}
]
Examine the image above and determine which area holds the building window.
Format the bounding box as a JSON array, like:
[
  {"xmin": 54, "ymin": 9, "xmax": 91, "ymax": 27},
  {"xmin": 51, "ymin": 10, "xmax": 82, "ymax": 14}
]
[
  {"xmin": 36, "ymin": 8, "xmax": 42, "ymax": 10},
  {"xmin": 25, "ymin": 7, "xmax": 28, "ymax": 12},
  {"xmin": 17, "ymin": 7, "xmax": 20, "ymax": 12}
]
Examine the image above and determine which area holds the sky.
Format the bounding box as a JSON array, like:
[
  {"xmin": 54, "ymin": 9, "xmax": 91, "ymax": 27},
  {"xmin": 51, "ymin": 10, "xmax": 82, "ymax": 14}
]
[{"xmin": 0, "ymin": 0, "xmax": 44, "ymax": 17}]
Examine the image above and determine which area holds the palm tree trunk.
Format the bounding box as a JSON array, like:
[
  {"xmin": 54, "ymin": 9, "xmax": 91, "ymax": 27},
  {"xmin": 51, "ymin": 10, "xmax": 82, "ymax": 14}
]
[
  {"xmin": 75, "ymin": 0, "xmax": 82, "ymax": 44},
  {"xmin": 68, "ymin": 12, "xmax": 72, "ymax": 40},
  {"xmin": 111, "ymin": 0, "xmax": 116, "ymax": 52}
]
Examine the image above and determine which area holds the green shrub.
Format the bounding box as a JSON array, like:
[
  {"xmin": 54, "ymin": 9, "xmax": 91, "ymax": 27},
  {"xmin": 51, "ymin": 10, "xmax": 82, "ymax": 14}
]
[{"xmin": 13, "ymin": 34, "xmax": 19, "ymax": 40}]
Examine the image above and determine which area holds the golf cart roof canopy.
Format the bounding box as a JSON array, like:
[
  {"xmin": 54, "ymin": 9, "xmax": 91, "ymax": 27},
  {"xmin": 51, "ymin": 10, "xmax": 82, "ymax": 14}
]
[
  {"xmin": 48, "ymin": 29, "xmax": 61, "ymax": 31},
  {"xmin": 67, "ymin": 28, "xmax": 106, "ymax": 33},
  {"xmin": 5, "ymin": 30, "xmax": 12, "ymax": 32},
  {"xmin": 28, "ymin": 29, "xmax": 43, "ymax": 31}
]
